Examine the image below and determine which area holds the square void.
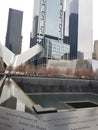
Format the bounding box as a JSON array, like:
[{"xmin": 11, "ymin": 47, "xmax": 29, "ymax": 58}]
[{"xmin": 66, "ymin": 101, "xmax": 98, "ymax": 109}]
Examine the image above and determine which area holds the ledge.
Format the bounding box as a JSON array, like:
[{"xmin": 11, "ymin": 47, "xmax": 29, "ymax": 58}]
[{"xmin": 33, "ymin": 104, "xmax": 57, "ymax": 114}]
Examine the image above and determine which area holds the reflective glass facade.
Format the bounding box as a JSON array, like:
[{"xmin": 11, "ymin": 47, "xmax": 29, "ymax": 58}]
[
  {"xmin": 69, "ymin": 0, "xmax": 78, "ymax": 60},
  {"xmin": 67, "ymin": 0, "xmax": 92, "ymax": 60},
  {"xmin": 30, "ymin": 0, "xmax": 70, "ymax": 66},
  {"xmin": 51, "ymin": 40, "xmax": 69, "ymax": 59},
  {"xmin": 46, "ymin": 0, "xmax": 63, "ymax": 38},
  {"xmin": 31, "ymin": 0, "xmax": 92, "ymax": 62},
  {"xmin": 6, "ymin": 8, "xmax": 23, "ymax": 55},
  {"xmin": 31, "ymin": 0, "xmax": 64, "ymax": 43},
  {"xmin": 40, "ymin": 37, "xmax": 70, "ymax": 60}
]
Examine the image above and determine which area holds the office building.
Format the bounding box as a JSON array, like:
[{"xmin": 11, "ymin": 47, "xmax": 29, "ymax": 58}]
[
  {"xmin": 77, "ymin": 51, "xmax": 84, "ymax": 60},
  {"xmin": 93, "ymin": 40, "xmax": 98, "ymax": 60},
  {"xmin": 40, "ymin": 35, "xmax": 69, "ymax": 63},
  {"xmin": 30, "ymin": 0, "xmax": 70, "ymax": 66},
  {"xmin": 68, "ymin": 0, "xmax": 78, "ymax": 60},
  {"xmin": 30, "ymin": 0, "xmax": 39, "ymax": 45},
  {"xmin": 34, "ymin": 35, "xmax": 70, "ymax": 67},
  {"xmin": 64, "ymin": 0, "xmax": 92, "ymax": 60},
  {"xmin": 30, "ymin": 0, "xmax": 46, "ymax": 46},
  {"xmin": 31, "ymin": 0, "xmax": 64, "ymax": 43},
  {"xmin": 31, "ymin": 0, "xmax": 92, "ymax": 65},
  {"xmin": 6, "ymin": 8, "xmax": 23, "ymax": 54}
]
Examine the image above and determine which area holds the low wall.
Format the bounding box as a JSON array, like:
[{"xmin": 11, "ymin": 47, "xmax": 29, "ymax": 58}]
[{"xmin": 12, "ymin": 77, "xmax": 98, "ymax": 94}]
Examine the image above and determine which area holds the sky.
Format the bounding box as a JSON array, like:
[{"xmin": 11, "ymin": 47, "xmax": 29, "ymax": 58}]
[
  {"xmin": 0, "ymin": 0, "xmax": 98, "ymax": 56},
  {"xmin": 93, "ymin": 0, "xmax": 98, "ymax": 40}
]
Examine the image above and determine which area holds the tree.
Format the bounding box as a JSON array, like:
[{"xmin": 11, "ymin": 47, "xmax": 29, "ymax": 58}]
[{"xmin": 64, "ymin": 68, "xmax": 72, "ymax": 75}]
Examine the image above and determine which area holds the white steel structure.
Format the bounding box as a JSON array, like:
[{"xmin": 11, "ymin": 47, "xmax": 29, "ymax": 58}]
[
  {"xmin": 0, "ymin": 43, "xmax": 43, "ymax": 111},
  {"xmin": 0, "ymin": 43, "xmax": 43, "ymax": 68}
]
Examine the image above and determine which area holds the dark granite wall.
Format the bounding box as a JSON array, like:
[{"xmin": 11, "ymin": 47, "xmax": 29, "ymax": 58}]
[{"xmin": 12, "ymin": 77, "xmax": 98, "ymax": 94}]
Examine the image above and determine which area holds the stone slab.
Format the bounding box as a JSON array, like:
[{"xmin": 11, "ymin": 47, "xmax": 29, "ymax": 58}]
[
  {"xmin": 36, "ymin": 107, "xmax": 98, "ymax": 130},
  {"xmin": 0, "ymin": 107, "xmax": 49, "ymax": 130},
  {"xmin": 33, "ymin": 104, "xmax": 57, "ymax": 114}
]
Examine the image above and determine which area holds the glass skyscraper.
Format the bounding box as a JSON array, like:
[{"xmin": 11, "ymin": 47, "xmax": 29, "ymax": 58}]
[
  {"xmin": 30, "ymin": 0, "xmax": 92, "ymax": 65},
  {"xmin": 6, "ymin": 8, "xmax": 23, "ymax": 55},
  {"xmin": 40, "ymin": 37, "xmax": 69, "ymax": 59},
  {"xmin": 64, "ymin": 0, "xmax": 92, "ymax": 60},
  {"xmin": 69, "ymin": 0, "xmax": 78, "ymax": 60},
  {"xmin": 30, "ymin": 0, "xmax": 70, "ymax": 66}
]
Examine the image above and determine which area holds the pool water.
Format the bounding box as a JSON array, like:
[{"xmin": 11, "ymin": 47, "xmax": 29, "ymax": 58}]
[{"xmin": 28, "ymin": 93, "xmax": 98, "ymax": 110}]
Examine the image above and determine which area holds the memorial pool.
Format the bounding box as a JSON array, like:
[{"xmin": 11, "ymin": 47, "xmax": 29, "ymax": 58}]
[{"xmin": 28, "ymin": 93, "xmax": 98, "ymax": 110}]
